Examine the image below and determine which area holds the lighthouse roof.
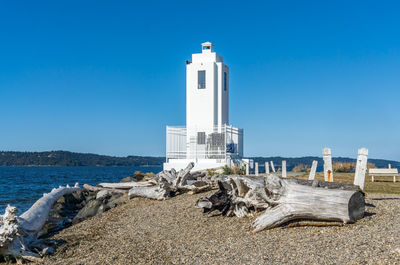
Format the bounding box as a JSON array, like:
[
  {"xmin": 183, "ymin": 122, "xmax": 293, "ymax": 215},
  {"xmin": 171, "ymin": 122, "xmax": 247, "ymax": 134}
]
[{"xmin": 201, "ymin": 42, "xmax": 214, "ymax": 48}]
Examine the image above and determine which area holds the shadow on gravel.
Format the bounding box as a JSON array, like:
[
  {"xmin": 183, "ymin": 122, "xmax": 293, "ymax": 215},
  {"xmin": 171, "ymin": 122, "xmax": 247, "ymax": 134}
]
[
  {"xmin": 365, "ymin": 203, "xmax": 376, "ymax": 207},
  {"xmin": 371, "ymin": 198, "xmax": 400, "ymax": 201},
  {"xmin": 364, "ymin": 212, "xmax": 376, "ymax": 217}
]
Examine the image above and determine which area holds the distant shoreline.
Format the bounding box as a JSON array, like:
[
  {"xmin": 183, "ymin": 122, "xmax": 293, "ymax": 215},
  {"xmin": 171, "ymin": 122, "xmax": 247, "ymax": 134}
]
[
  {"xmin": 0, "ymin": 150, "xmax": 398, "ymax": 169},
  {"xmin": 0, "ymin": 165, "xmax": 163, "ymax": 167}
]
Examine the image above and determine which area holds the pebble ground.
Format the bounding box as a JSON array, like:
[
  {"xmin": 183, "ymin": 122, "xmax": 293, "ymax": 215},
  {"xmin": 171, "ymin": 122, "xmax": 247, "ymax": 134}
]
[{"xmin": 38, "ymin": 192, "xmax": 400, "ymax": 265}]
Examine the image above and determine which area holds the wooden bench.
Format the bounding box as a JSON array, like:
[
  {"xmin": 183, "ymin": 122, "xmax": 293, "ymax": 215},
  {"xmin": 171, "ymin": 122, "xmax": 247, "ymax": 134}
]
[{"xmin": 369, "ymin": 168, "xmax": 399, "ymax": 182}]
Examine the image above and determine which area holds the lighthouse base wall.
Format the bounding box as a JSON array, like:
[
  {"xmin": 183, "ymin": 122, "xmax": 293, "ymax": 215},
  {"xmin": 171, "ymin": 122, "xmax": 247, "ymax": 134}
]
[{"xmin": 163, "ymin": 159, "xmax": 228, "ymax": 172}]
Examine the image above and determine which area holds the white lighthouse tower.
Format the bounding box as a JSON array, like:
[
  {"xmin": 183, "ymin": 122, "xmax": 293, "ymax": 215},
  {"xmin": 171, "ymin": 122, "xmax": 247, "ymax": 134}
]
[{"xmin": 164, "ymin": 42, "xmax": 243, "ymax": 171}]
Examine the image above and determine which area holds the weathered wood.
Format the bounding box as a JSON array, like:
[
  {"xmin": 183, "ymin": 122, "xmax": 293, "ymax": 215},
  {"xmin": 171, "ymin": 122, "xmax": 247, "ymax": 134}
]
[
  {"xmin": 309, "ymin": 160, "xmax": 318, "ymax": 180},
  {"xmin": 98, "ymin": 181, "xmax": 156, "ymax": 189},
  {"xmin": 285, "ymin": 178, "xmax": 361, "ymax": 191},
  {"xmin": 175, "ymin": 162, "xmax": 195, "ymax": 187},
  {"xmin": 265, "ymin": 162, "xmax": 270, "ymax": 174},
  {"xmin": 18, "ymin": 183, "xmax": 81, "ymax": 234},
  {"xmin": 369, "ymin": 168, "xmax": 398, "ymax": 183},
  {"xmin": 253, "ymin": 176, "xmax": 364, "ymax": 231},
  {"xmin": 282, "ymin": 161, "xmax": 287, "ymax": 178},
  {"xmin": 255, "ymin": 162, "xmax": 259, "ymax": 176},
  {"xmin": 0, "ymin": 184, "xmax": 81, "ymax": 261},
  {"xmin": 128, "ymin": 186, "xmax": 169, "ymax": 200},
  {"xmin": 323, "ymin": 147, "xmax": 333, "ymax": 182},
  {"xmin": 83, "ymin": 184, "xmax": 126, "ymax": 194},
  {"xmin": 354, "ymin": 148, "xmax": 368, "ymax": 189},
  {"xmin": 127, "ymin": 162, "xmax": 211, "ymax": 201},
  {"xmin": 270, "ymin": 161, "xmax": 276, "ymax": 172},
  {"xmin": 187, "ymin": 185, "xmax": 212, "ymax": 195},
  {"xmin": 197, "ymin": 175, "xmax": 364, "ymax": 232}
]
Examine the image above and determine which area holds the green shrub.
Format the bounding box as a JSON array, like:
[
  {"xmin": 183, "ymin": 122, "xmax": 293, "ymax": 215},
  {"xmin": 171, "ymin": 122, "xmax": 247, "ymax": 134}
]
[
  {"xmin": 207, "ymin": 168, "xmax": 216, "ymax": 176},
  {"xmin": 223, "ymin": 165, "xmax": 232, "ymax": 175}
]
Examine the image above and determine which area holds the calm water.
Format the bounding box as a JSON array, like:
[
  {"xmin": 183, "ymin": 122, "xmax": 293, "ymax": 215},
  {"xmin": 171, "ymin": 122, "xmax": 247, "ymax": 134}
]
[{"xmin": 0, "ymin": 166, "xmax": 162, "ymax": 214}]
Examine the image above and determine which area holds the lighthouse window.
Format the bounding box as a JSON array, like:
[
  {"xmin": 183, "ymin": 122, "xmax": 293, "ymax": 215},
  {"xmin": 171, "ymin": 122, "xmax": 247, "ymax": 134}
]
[
  {"xmin": 197, "ymin": 132, "xmax": 206, "ymax": 144},
  {"xmin": 198, "ymin": 70, "xmax": 206, "ymax": 89},
  {"xmin": 224, "ymin": 72, "xmax": 227, "ymax": 91}
]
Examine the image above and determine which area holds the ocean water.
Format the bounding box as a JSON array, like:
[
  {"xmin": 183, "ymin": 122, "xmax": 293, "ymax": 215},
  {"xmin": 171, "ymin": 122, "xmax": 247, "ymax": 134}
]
[{"xmin": 0, "ymin": 166, "xmax": 162, "ymax": 214}]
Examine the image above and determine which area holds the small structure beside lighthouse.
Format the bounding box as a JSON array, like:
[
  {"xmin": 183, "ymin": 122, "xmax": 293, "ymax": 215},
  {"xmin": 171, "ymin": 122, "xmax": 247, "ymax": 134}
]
[{"xmin": 164, "ymin": 42, "xmax": 243, "ymax": 171}]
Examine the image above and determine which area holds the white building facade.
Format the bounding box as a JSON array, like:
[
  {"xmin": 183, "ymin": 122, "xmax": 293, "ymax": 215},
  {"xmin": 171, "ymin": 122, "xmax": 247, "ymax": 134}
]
[{"xmin": 164, "ymin": 42, "xmax": 243, "ymax": 171}]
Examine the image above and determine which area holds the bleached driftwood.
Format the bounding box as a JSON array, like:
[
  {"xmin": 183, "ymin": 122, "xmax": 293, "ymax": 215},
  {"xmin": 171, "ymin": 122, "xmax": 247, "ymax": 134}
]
[
  {"xmin": 354, "ymin": 147, "xmax": 368, "ymax": 189},
  {"xmin": 197, "ymin": 175, "xmax": 364, "ymax": 232},
  {"xmin": 98, "ymin": 180, "xmax": 156, "ymax": 189},
  {"xmin": 128, "ymin": 163, "xmax": 194, "ymax": 200},
  {"xmin": 83, "ymin": 184, "xmax": 126, "ymax": 194},
  {"xmin": 323, "ymin": 147, "xmax": 333, "ymax": 182},
  {"xmin": 308, "ymin": 160, "xmax": 318, "ymax": 180},
  {"xmin": 282, "ymin": 161, "xmax": 287, "ymax": 178},
  {"xmin": 0, "ymin": 183, "xmax": 81, "ymax": 261},
  {"xmin": 128, "ymin": 186, "xmax": 169, "ymax": 200},
  {"xmin": 128, "ymin": 162, "xmax": 212, "ymax": 200}
]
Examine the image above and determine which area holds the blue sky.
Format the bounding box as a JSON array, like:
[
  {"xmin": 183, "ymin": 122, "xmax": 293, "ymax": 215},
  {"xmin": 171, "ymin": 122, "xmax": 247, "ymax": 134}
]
[{"xmin": 0, "ymin": 1, "xmax": 399, "ymax": 160}]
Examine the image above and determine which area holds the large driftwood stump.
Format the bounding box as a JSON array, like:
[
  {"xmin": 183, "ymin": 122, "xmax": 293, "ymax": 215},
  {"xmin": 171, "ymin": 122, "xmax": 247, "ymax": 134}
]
[{"xmin": 197, "ymin": 174, "xmax": 365, "ymax": 232}]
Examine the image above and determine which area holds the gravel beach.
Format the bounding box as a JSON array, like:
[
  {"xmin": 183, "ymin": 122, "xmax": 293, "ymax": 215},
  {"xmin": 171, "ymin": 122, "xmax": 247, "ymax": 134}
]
[{"xmin": 37, "ymin": 192, "xmax": 400, "ymax": 265}]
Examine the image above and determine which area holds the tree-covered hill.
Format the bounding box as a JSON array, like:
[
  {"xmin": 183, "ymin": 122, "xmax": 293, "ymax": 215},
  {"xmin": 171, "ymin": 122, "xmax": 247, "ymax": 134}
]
[
  {"xmin": 250, "ymin": 156, "xmax": 400, "ymax": 171},
  {"xmin": 0, "ymin": 151, "xmax": 397, "ymax": 169},
  {"xmin": 0, "ymin": 151, "xmax": 165, "ymax": 166}
]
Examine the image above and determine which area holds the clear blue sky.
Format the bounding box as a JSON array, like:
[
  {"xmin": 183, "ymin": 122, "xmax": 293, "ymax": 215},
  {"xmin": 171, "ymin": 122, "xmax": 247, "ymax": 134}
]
[{"xmin": 0, "ymin": 1, "xmax": 399, "ymax": 160}]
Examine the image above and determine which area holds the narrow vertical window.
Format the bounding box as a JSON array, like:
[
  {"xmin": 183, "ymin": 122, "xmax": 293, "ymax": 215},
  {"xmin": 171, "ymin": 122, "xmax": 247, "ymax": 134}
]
[
  {"xmin": 198, "ymin": 70, "xmax": 206, "ymax": 89},
  {"xmin": 197, "ymin": 132, "xmax": 205, "ymax": 144},
  {"xmin": 224, "ymin": 72, "xmax": 227, "ymax": 91}
]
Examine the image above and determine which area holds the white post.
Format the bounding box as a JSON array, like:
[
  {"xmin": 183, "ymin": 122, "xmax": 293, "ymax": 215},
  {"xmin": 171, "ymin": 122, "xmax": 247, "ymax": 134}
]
[
  {"xmin": 265, "ymin": 161, "xmax": 270, "ymax": 174},
  {"xmin": 246, "ymin": 163, "xmax": 249, "ymax": 176},
  {"xmin": 255, "ymin": 162, "xmax": 259, "ymax": 176},
  {"xmin": 354, "ymin": 147, "xmax": 368, "ymax": 190},
  {"xmin": 309, "ymin": 160, "xmax": 318, "ymax": 180},
  {"xmin": 389, "ymin": 164, "xmax": 391, "ymax": 169},
  {"xmin": 323, "ymin": 148, "xmax": 333, "ymax": 182},
  {"xmin": 282, "ymin": 160, "xmax": 287, "ymax": 178},
  {"xmin": 270, "ymin": 161, "xmax": 276, "ymax": 173}
]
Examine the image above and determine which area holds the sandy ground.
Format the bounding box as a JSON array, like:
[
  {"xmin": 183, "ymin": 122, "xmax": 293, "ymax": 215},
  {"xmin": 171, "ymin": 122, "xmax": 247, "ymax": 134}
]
[{"xmin": 34, "ymin": 191, "xmax": 400, "ymax": 265}]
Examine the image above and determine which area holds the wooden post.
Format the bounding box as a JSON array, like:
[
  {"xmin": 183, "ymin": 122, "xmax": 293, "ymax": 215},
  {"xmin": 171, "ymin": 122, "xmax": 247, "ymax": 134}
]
[
  {"xmin": 246, "ymin": 163, "xmax": 250, "ymax": 176},
  {"xmin": 282, "ymin": 160, "xmax": 287, "ymax": 178},
  {"xmin": 354, "ymin": 148, "xmax": 368, "ymax": 190},
  {"xmin": 255, "ymin": 162, "xmax": 259, "ymax": 176},
  {"xmin": 323, "ymin": 148, "xmax": 333, "ymax": 182},
  {"xmin": 309, "ymin": 160, "xmax": 318, "ymax": 180},
  {"xmin": 270, "ymin": 161, "xmax": 276, "ymax": 172},
  {"xmin": 265, "ymin": 162, "xmax": 270, "ymax": 174}
]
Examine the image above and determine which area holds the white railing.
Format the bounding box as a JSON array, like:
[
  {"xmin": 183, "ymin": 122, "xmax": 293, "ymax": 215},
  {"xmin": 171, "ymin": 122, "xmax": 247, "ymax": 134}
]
[{"xmin": 166, "ymin": 125, "xmax": 243, "ymax": 161}]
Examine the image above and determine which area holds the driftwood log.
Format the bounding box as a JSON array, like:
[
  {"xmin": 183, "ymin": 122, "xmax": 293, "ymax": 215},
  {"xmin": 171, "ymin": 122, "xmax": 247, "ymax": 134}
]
[
  {"xmin": 197, "ymin": 174, "xmax": 365, "ymax": 232},
  {"xmin": 98, "ymin": 180, "xmax": 157, "ymax": 189},
  {"xmin": 0, "ymin": 183, "xmax": 81, "ymax": 262},
  {"xmin": 128, "ymin": 163, "xmax": 212, "ymax": 200},
  {"xmin": 83, "ymin": 184, "xmax": 126, "ymax": 194}
]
